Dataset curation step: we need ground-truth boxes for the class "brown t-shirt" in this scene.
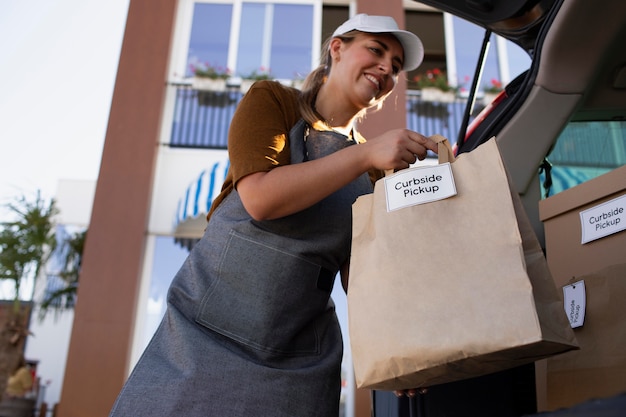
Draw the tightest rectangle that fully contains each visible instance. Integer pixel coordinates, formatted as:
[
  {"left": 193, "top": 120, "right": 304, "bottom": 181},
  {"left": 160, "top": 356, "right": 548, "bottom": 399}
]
[
  {"left": 206, "top": 80, "right": 301, "bottom": 220},
  {"left": 206, "top": 80, "right": 382, "bottom": 220}
]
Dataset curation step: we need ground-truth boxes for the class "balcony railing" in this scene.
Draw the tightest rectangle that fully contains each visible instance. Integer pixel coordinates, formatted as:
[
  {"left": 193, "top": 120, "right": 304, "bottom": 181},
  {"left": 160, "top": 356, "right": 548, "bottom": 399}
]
[
  {"left": 169, "top": 83, "right": 240, "bottom": 148},
  {"left": 168, "top": 82, "right": 479, "bottom": 150}
]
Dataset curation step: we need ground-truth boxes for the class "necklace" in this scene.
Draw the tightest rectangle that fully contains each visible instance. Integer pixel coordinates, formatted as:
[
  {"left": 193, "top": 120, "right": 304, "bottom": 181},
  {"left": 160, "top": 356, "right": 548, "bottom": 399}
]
[{"left": 312, "top": 97, "right": 353, "bottom": 137}]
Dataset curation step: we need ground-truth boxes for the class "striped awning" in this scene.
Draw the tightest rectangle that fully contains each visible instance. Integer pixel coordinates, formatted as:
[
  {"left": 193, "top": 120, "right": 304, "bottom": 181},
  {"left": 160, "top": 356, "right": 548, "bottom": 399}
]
[{"left": 174, "top": 158, "right": 230, "bottom": 238}]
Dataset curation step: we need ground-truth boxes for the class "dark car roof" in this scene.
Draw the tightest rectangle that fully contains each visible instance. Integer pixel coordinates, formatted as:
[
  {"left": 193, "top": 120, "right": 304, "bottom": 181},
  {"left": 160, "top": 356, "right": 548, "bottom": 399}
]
[
  {"left": 412, "top": 0, "right": 559, "bottom": 51},
  {"left": 413, "top": 0, "right": 626, "bottom": 182}
]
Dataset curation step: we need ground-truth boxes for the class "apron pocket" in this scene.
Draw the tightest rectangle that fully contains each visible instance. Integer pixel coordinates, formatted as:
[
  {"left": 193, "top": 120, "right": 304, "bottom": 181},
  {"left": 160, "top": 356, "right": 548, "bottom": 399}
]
[{"left": 195, "top": 230, "right": 334, "bottom": 356}]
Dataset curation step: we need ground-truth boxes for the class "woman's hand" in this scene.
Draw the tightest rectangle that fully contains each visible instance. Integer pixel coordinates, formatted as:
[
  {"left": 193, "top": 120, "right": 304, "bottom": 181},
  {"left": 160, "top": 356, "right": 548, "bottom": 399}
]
[
  {"left": 363, "top": 129, "right": 439, "bottom": 171},
  {"left": 236, "top": 129, "right": 438, "bottom": 221}
]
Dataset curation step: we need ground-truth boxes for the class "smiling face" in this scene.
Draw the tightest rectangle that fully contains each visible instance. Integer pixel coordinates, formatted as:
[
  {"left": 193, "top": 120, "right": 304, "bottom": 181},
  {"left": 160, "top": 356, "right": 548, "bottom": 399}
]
[{"left": 326, "top": 32, "right": 405, "bottom": 110}]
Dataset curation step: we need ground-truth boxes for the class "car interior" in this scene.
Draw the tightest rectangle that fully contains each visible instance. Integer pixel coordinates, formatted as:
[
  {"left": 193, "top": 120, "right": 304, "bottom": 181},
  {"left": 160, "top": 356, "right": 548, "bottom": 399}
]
[{"left": 372, "top": 0, "right": 626, "bottom": 415}]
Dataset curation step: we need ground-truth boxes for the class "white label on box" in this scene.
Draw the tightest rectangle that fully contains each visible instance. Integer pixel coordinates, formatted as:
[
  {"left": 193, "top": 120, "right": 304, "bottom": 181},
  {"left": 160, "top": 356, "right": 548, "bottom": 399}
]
[
  {"left": 563, "top": 280, "right": 586, "bottom": 328},
  {"left": 383, "top": 163, "right": 456, "bottom": 212},
  {"left": 579, "top": 194, "right": 626, "bottom": 244}
]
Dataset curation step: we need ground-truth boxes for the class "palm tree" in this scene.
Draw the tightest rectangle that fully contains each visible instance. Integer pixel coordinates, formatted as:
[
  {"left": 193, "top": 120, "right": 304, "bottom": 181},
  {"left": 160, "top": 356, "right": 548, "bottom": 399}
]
[
  {"left": 37, "top": 229, "right": 85, "bottom": 320},
  {"left": 0, "top": 191, "right": 81, "bottom": 400}
]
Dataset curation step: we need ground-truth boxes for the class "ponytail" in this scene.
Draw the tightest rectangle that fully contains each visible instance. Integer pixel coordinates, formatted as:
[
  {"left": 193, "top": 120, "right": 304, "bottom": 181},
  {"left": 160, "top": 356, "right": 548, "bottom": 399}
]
[{"left": 298, "top": 37, "right": 335, "bottom": 129}]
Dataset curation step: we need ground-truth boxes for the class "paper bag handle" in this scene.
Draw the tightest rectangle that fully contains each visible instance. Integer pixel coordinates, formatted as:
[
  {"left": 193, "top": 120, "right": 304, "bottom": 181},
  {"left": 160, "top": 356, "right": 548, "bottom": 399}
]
[
  {"left": 431, "top": 134, "right": 456, "bottom": 164},
  {"left": 384, "top": 135, "right": 456, "bottom": 177}
]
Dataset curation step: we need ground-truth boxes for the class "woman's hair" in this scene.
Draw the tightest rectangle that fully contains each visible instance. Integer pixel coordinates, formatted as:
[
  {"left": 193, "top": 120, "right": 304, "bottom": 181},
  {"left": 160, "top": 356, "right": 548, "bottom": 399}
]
[{"left": 297, "top": 31, "right": 393, "bottom": 129}]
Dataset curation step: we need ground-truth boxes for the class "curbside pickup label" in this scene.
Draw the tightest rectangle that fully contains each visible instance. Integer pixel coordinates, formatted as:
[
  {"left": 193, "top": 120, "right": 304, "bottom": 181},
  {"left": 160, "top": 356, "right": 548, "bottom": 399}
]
[
  {"left": 579, "top": 194, "right": 626, "bottom": 244},
  {"left": 383, "top": 163, "right": 456, "bottom": 212}
]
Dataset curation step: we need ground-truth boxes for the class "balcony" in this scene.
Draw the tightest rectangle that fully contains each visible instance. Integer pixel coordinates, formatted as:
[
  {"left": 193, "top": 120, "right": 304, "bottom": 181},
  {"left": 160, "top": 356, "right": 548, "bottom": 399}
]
[{"left": 168, "top": 82, "right": 481, "bottom": 150}]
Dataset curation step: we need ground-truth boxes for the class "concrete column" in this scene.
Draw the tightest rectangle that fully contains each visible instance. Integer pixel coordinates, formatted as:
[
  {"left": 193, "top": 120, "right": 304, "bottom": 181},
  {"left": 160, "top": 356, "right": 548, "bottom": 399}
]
[{"left": 57, "top": 1, "right": 178, "bottom": 416}]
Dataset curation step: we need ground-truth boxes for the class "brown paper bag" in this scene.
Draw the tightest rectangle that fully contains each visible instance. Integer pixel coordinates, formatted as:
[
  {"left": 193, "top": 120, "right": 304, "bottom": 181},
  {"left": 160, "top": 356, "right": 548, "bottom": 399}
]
[
  {"left": 545, "top": 263, "right": 626, "bottom": 410},
  {"left": 348, "top": 137, "right": 578, "bottom": 390}
]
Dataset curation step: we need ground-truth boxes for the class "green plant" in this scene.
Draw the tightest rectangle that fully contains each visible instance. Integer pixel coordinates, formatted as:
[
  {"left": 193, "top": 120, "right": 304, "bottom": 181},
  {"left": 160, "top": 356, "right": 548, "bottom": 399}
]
[
  {"left": 412, "top": 68, "right": 455, "bottom": 92},
  {"left": 0, "top": 192, "right": 65, "bottom": 400},
  {"left": 190, "top": 62, "right": 230, "bottom": 80},
  {"left": 243, "top": 66, "right": 272, "bottom": 81}
]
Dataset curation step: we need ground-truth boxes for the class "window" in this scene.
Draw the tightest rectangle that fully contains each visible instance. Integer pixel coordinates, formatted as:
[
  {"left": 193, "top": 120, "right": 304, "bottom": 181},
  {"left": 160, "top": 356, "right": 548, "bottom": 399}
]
[
  {"left": 237, "top": 3, "right": 313, "bottom": 79},
  {"left": 186, "top": 1, "right": 314, "bottom": 80},
  {"left": 541, "top": 121, "right": 626, "bottom": 196},
  {"left": 186, "top": 3, "right": 233, "bottom": 77},
  {"left": 137, "top": 236, "right": 189, "bottom": 351},
  {"left": 449, "top": 15, "right": 530, "bottom": 91}
]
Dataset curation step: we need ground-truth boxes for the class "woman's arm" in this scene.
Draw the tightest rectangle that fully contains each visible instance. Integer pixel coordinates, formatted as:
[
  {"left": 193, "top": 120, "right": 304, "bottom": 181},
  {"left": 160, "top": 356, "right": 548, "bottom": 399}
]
[{"left": 238, "top": 128, "right": 437, "bottom": 220}]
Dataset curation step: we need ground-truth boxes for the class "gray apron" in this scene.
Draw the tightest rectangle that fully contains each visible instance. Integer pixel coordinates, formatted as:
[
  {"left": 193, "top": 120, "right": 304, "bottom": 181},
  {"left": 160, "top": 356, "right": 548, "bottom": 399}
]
[{"left": 109, "top": 120, "right": 373, "bottom": 417}]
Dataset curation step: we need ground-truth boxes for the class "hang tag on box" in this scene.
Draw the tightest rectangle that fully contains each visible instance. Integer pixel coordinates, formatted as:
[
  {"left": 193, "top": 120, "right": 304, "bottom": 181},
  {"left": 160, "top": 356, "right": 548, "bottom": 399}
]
[
  {"left": 383, "top": 163, "right": 457, "bottom": 212},
  {"left": 563, "top": 280, "right": 586, "bottom": 328}
]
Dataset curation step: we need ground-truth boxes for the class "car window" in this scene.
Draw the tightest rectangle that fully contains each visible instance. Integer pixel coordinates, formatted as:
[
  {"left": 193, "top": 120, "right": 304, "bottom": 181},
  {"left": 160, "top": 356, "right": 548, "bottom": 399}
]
[
  {"left": 450, "top": 16, "right": 530, "bottom": 92},
  {"left": 540, "top": 120, "right": 626, "bottom": 197}
]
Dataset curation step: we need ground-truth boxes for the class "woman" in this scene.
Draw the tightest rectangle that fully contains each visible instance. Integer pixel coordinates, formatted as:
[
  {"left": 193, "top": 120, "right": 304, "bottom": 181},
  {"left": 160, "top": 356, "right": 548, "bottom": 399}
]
[{"left": 110, "top": 14, "right": 437, "bottom": 416}]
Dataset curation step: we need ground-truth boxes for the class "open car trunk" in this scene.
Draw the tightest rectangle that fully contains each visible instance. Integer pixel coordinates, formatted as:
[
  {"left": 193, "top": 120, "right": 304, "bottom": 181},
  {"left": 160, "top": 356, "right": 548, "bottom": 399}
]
[{"left": 414, "top": 0, "right": 561, "bottom": 153}]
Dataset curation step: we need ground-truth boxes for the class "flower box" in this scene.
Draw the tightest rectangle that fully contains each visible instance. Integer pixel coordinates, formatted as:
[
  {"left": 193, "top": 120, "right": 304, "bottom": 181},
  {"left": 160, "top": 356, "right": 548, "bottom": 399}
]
[
  {"left": 482, "top": 92, "right": 501, "bottom": 104},
  {"left": 291, "top": 79, "right": 305, "bottom": 90},
  {"left": 420, "top": 87, "right": 456, "bottom": 103},
  {"left": 192, "top": 77, "right": 227, "bottom": 92},
  {"left": 240, "top": 79, "right": 256, "bottom": 94}
]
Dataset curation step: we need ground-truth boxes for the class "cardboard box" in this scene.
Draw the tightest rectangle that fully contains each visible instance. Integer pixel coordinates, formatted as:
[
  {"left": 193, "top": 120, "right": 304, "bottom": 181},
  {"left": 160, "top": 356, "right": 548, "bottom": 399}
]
[
  {"left": 538, "top": 164, "right": 626, "bottom": 287},
  {"left": 543, "top": 263, "right": 626, "bottom": 411},
  {"left": 536, "top": 165, "right": 626, "bottom": 411}
]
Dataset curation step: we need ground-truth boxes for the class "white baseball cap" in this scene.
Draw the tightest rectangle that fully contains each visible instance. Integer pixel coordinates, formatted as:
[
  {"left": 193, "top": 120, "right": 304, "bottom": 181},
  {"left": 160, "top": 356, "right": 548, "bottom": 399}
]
[{"left": 332, "top": 14, "right": 424, "bottom": 71}]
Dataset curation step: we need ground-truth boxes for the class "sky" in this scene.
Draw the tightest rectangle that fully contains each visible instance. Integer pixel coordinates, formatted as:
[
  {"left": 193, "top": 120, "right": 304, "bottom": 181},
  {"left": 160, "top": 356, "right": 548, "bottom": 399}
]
[
  {"left": 0, "top": 0, "right": 130, "bottom": 218},
  {"left": 0, "top": 0, "right": 131, "bottom": 403}
]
